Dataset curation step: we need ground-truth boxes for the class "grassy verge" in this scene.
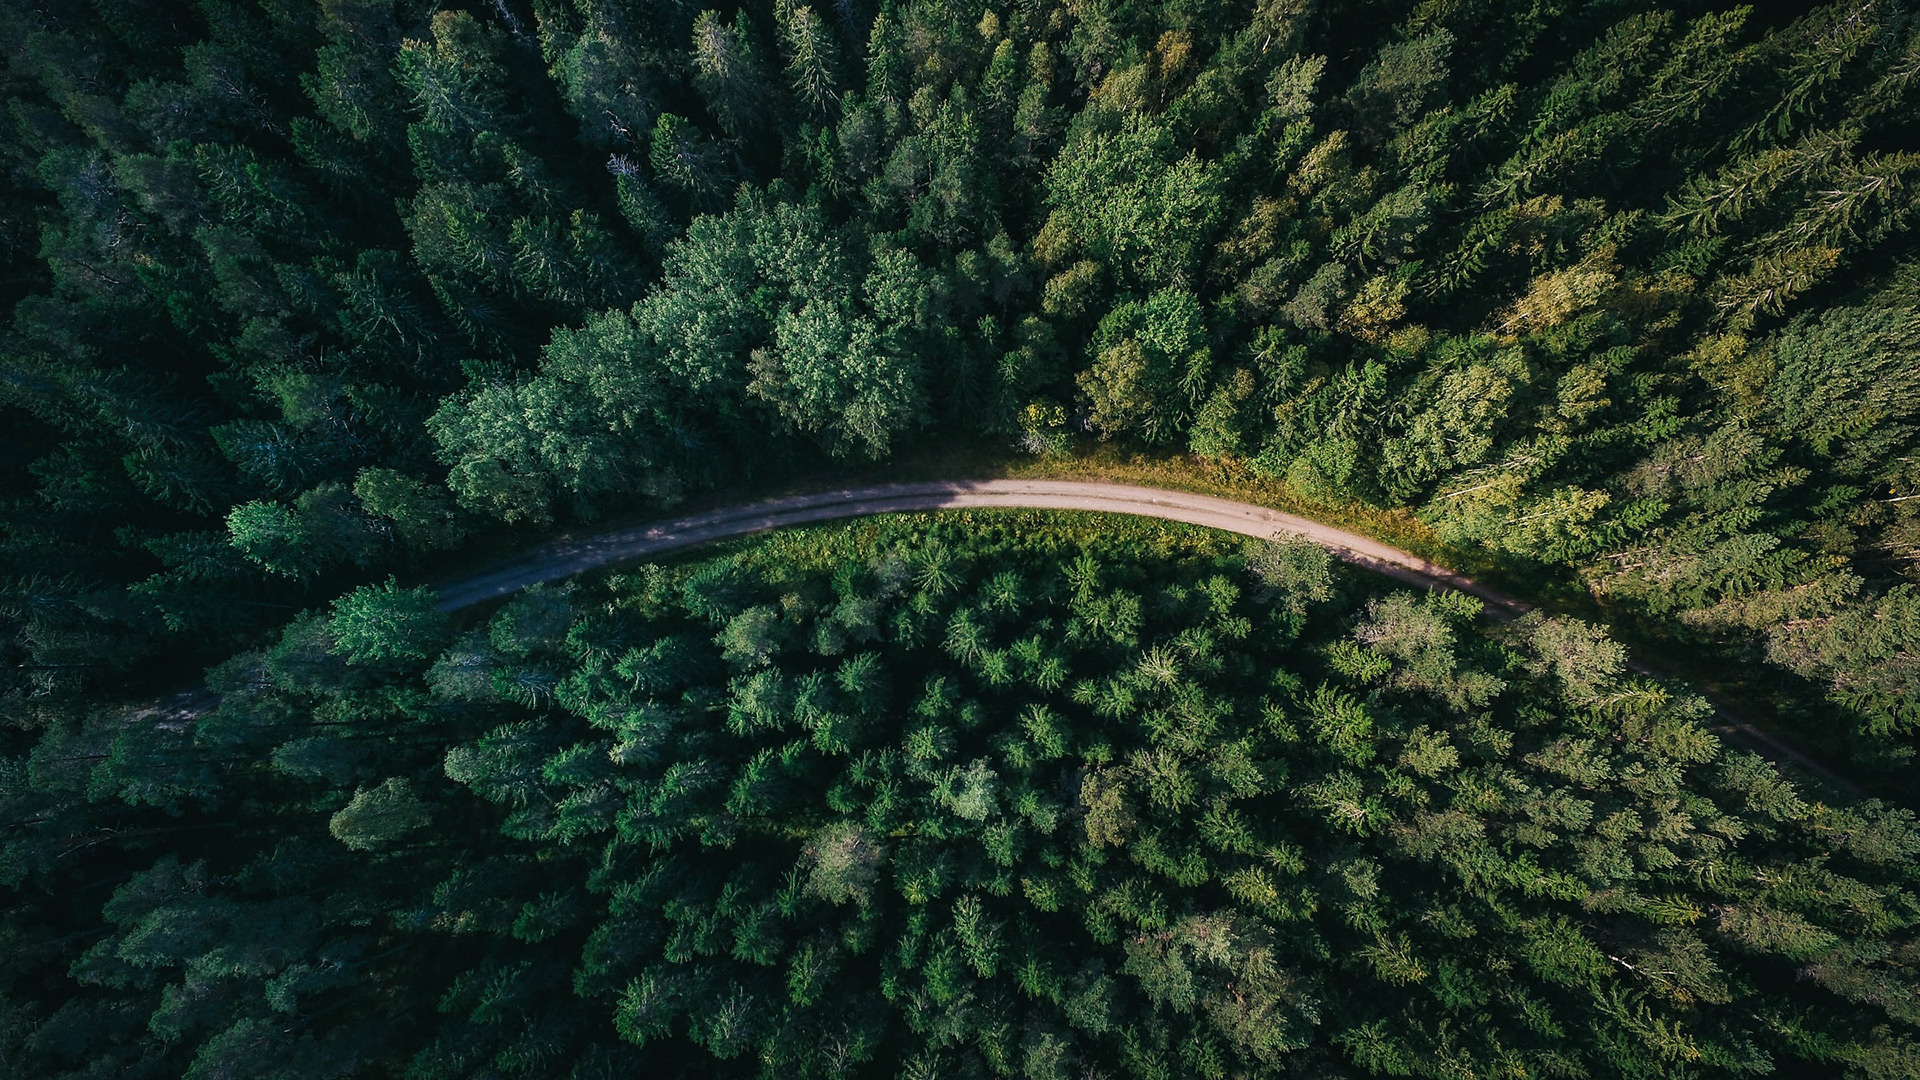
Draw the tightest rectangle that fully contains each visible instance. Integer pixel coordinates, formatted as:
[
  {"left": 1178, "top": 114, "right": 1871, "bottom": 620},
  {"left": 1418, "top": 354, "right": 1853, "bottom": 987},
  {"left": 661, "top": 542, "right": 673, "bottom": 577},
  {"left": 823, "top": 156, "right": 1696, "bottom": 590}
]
[{"left": 632, "top": 506, "right": 1251, "bottom": 576}]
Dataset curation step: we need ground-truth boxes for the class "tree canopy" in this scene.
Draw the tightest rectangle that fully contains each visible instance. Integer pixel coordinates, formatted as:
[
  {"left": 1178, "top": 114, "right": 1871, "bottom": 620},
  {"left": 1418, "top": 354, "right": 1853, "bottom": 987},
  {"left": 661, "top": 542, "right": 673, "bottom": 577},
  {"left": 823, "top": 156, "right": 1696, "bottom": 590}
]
[
  {"left": 3, "top": 513, "right": 1916, "bottom": 1078},
  {"left": 5, "top": 0, "right": 1919, "bottom": 769},
  {"left": 6, "top": 1, "right": 1920, "bottom": 1074}
]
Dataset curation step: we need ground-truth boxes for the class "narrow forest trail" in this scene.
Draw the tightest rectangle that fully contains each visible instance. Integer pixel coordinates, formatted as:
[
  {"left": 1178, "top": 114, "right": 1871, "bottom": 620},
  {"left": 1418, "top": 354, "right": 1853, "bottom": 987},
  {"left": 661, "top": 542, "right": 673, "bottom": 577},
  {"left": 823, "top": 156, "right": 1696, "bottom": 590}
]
[
  {"left": 432, "top": 479, "right": 1846, "bottom": 790},
  {"left": 432, "top": 480, "right": 1522, "bottom": 611}
]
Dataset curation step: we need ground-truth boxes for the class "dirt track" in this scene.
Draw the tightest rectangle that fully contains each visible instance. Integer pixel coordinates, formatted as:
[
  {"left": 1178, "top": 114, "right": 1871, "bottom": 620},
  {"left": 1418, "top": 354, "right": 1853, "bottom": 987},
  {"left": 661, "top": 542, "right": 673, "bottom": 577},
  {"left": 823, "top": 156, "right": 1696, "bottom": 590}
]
[
  {"left": 433, "top": 479, "right": 1527, "bottom": 613},
  {"left": 430, "top": 479, "right": 1843, "bottom": 788}
]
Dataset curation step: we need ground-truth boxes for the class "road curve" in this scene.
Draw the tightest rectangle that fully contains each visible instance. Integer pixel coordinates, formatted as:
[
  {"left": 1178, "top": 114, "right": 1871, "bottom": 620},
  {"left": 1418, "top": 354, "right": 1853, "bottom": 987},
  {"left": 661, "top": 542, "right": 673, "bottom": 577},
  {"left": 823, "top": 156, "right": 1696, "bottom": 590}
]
[
  {"left": 434, "top": 479, "right": 1529, "bottom": 614},
  {"left": 430, "top": 478, "right": 1843, "bottom": 789}
]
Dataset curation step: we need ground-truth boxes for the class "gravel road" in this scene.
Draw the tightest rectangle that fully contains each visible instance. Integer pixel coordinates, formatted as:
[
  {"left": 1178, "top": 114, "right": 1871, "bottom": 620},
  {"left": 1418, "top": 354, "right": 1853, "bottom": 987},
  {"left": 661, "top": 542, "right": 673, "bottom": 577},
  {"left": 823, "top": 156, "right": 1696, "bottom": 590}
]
[
  {"left": 432, "top": 479, "right": 1528, "bottom": 613},
  {"left": 428, "top": 478, "right": 1845, "bottom": 789}
]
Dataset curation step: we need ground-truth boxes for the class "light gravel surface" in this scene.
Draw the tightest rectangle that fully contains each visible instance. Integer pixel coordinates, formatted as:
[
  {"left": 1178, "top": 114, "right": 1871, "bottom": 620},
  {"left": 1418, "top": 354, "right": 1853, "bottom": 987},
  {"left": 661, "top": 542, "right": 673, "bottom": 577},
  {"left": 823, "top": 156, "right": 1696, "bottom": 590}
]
[
  {"left": 432, "top": 480, "right": 1527, "bottom": 613},
  {"left": 429, "top": 479, "right": 1842, "bottom": 789}
]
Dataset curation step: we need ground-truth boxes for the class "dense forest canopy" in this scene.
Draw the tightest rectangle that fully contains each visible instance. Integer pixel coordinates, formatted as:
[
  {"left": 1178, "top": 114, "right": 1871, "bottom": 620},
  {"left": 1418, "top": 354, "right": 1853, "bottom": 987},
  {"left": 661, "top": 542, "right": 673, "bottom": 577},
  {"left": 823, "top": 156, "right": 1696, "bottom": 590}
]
[
  {"left": 2, "top": 0, "right": 1920, "bottom": 766},
  {"left": 4, "top": 513, "right": 1918, "bottom": 1078},
  {"left": 6, "top": 0, "right": 1920, "bottom": 1076}
]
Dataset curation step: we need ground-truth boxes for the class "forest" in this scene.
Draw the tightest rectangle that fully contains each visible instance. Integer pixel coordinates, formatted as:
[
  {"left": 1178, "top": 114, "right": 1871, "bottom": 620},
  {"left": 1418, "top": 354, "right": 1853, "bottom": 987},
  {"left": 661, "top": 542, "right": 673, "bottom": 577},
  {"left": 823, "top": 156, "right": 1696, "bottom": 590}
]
[
  {"left": 3, "top": 0, "right": 1920, "bottom": 1076},
  {"left": 3, "top": 512, "right": 1917, "bottom": 1077}
]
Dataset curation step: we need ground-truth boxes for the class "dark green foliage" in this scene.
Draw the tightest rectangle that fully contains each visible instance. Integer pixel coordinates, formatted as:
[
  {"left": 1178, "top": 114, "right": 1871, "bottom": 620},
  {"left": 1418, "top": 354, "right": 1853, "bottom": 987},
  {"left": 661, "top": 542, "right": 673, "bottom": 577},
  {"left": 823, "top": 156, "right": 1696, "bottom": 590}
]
[
  {"left": 4, "top": 0, "right": 1920, "bottom": 769},
  {"left": 5, "top": 0, "right": 1920, "bottom": 1070},
  {"left": 8, "top": 514, "right": 1913, "bottom": 1078},
  {"left": 328, "top": 578, "right": 451, "bottom": 665}
]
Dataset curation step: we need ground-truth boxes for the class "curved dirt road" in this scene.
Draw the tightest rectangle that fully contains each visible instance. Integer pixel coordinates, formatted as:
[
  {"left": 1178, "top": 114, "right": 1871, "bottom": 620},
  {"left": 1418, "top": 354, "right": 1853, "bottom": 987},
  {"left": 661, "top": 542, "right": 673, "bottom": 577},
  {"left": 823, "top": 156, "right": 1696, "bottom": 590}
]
[
  {"left": 431, "top": 478, "right": 1841, "bottom": 788},
  {"left": 434, "top": 479, "right": 1527, "bottom": 613}
]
